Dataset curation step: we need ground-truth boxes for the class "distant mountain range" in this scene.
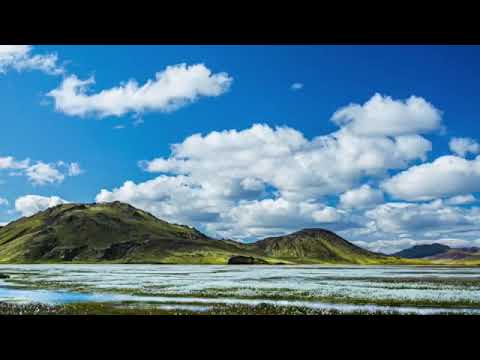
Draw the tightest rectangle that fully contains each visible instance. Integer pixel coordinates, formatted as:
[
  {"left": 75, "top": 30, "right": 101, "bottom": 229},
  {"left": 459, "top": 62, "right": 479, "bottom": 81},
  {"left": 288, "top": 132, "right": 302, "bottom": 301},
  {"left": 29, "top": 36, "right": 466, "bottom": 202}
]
[
  {"left": 0, "top": 201, "right": 398, "bottom": 265},
  {"left": 392, "top": 243, "right": 480, "bottom": 261}
]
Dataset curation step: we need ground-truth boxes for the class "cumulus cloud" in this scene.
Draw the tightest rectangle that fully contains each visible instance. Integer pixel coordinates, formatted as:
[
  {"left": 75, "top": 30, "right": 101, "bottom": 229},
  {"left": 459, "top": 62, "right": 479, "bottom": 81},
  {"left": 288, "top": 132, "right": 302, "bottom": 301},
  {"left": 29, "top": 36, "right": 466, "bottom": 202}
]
[
  {"left": 0, "top": 45, "right": 63, "bottom": 75},
  {"left": 382, "top": 155, "right": 480, "bottom": 201},
  {"left": 339, "top": 185, "right": 384, "bottom": 209},
  {"left": 48, "top": 63, "right": 233, "bottom": 118},
  {"left": 213, "top": 198, "right": 349, "bottom": 240},
  {"left": 68, "top": 162, "right": 83, "bottom": 176},
  {"left": 94, "top": 93, "right": 480, "bottom": 248},
  {"left": 445, "top": 194, "right": 476, "bottom": 205},
  {"left": 365, "top": 200, "right": 480, "bottom": 234},
  {"left": 141, "top": 124, "right": 432, "bottom": 203},
  {"left": 96, "top": 175, "right": 225, "bottom": 224},
  {"left": 331, "top": 93, "right": 442, "bottom": 136},
  {"left": 337, "top": 198, "right": 480, "bottom": 253},
  {"left": 98, "top": 93, "right": 442, "bottom": 240},
  {"left": 25, "top": 162, "right": 65, "bottom": 185},
  {"left": 0, "top": 156, "right": 30, "bottom": 170},
  {"left": 449, "top": 137, "right": 480, "bottom": 157},
  {"left": 96, "top": 179, "right": 351, "bottom": 240},
  {"left": 0, "top": 156, "right": 83, "bottom": 186},
  {"left": 57, "top": 161, "right": 84, "bottom": 177},
  {"left": 15, "top": 195, "right": 68, "bottom": 217}
]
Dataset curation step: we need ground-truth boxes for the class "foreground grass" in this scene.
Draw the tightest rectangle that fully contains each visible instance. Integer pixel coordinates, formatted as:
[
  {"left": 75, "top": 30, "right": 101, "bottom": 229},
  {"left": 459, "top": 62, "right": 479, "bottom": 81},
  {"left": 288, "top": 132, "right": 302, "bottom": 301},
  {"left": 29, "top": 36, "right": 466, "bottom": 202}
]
[{"left": 0, "top": 301, "right": 462, "bottom": 315}]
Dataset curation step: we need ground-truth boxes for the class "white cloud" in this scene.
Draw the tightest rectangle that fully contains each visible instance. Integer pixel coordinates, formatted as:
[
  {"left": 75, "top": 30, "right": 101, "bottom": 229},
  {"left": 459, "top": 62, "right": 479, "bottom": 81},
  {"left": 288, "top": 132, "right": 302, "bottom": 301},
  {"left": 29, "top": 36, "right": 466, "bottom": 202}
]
[
  {"left": 67, "top": 162, "right": 83, "bottom": 177},
  {"left": 25, "top": 162, "right": 65, "bottom": 185},
  {"left": 0, "top": 45, "right": 63, "bottom": 75},
  {"left": 141, "top": 122, "right": 432, "bottom": 203},
  {"left": 0, "top": 198, "right": 8, "bottom": 206},
  {"left": 449, "top": 137, "right": 480, "bottom": 157},
  {"left": 365, "top": 200, "right": 480, "bottom": 234},
  {"left": 1, "top": 156, "right": 83, "bottom": 186},
  {"left": 331, "top": 93, "right": 442, "bottom": 136},
  {"left": 96, "top": 93, "right": 446, "bottom": 240},
  {"left": 96, "top": 175, "right": 222, "bottom": 224},
  {"left": 48, "top": 63, "right": 233, "bottom": 118},
  {"left": 93, "top": 93, "right": 480, "bottom": 249},
  {"left": 95, "top": 176, "right": 351, "bottom": 240},
  {"left": 99, "top": 102, "right": 436, "bottom": 239},
  {"left": 382, "top": 155, "right": 480, "bottom": 201},
  {"left": 213, "top": 198, "right": 348, "bottom": 240},
  {"left": 0, "top": 156, "right": 30, "bottom": 170},
  {"left": 15, "top": 195, "right": 69, "bottom": 217},
  {"left": 337, "top": 198, "right": 480, "bottom": 253},
  {"left": 290, "top": 82, "right": 304, "bottom": 91},
  {"left": 339, "top": 185, "right": 384, "bottom": 209},
  {"left": 445, "top": 194, "right": 476, "bottom": 205}
]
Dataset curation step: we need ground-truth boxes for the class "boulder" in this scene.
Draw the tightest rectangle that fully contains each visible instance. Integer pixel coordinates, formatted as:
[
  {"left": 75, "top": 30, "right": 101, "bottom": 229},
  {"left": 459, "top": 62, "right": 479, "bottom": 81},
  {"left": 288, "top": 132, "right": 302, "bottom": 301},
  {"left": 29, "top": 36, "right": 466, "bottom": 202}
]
[{"left": 228, "top": 256, "right": 268, "bottom": 265}]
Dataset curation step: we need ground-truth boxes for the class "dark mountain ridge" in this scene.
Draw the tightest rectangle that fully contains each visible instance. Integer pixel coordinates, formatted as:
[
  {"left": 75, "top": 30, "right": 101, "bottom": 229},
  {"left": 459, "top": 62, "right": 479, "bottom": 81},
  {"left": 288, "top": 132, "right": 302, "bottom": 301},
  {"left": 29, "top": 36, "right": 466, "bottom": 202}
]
[
  {"left": 393, "top": 243, "right": 451, "bottom": 259},
  {"left": 393, "top": 243, "right": 480, "bottom": 261}
]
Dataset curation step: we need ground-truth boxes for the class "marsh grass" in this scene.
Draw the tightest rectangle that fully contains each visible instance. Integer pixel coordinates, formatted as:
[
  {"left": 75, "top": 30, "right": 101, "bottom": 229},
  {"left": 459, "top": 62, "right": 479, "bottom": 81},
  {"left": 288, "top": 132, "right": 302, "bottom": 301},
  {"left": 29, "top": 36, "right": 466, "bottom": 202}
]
[{"left": 2, "top": 301, "right": 477, "bottom": 315}]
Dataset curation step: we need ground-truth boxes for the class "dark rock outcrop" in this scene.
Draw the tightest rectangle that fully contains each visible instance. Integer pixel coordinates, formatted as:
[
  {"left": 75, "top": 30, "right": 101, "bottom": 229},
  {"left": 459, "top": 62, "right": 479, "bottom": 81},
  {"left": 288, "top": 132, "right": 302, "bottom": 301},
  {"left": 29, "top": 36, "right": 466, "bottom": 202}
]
[{"left": 228, "top": 255, "right": 268, "bottom": 264}]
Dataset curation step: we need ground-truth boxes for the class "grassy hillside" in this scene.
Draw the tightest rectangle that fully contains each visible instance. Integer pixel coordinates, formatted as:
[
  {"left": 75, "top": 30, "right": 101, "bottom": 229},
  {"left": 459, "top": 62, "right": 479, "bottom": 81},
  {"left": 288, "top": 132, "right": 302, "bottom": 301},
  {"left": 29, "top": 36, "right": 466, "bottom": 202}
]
[
  {"left": 0, "top": 202, "right": 256, "bottom": 264},
  {"left": 254, "top": 229, "right": 403, "bottom": 265}
]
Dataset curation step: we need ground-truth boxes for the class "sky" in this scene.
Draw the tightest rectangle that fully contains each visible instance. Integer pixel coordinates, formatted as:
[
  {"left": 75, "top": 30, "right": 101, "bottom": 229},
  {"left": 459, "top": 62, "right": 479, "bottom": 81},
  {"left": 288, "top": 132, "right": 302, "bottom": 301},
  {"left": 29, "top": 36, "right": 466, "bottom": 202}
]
[{"left": 1, "top": 44, "right": 480, "bottom": 254}]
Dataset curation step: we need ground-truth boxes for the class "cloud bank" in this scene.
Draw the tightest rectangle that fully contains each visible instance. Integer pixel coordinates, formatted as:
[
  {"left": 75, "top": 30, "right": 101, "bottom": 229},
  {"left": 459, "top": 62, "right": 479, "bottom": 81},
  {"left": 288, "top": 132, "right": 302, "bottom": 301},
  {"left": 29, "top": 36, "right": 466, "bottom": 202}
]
[
  {"left": 48, "top": 63, "right": 233, "bottom": 118},
  {"left": 94, "top": 93, "right": 477, "bottom": 252},
  {"left": 0, "top": 45, "right": 64, "bottom": 75},
  {"left": 0, "top": 156, "right": 83, "bottom": 185}
]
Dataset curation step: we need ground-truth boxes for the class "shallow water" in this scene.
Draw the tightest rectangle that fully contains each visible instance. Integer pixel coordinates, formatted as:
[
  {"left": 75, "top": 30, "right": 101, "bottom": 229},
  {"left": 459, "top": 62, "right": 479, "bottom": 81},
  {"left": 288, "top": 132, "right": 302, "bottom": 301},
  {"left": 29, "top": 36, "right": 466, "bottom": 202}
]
[{"left": 1, "top": 264, "right": 480, "bottom": 314}]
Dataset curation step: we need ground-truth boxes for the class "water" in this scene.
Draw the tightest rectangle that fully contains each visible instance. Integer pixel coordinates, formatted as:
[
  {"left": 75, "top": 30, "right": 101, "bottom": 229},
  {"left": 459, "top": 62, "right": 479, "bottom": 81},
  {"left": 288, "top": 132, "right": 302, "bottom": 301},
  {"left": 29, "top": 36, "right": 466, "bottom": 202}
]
[{"left": 1, "top": 264, "right": 480, "bottom": 314}]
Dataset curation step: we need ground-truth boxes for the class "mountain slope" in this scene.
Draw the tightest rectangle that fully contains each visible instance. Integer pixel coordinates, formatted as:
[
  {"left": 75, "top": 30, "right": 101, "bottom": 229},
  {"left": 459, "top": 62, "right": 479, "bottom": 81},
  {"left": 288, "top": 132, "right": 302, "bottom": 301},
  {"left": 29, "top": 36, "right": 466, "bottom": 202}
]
[
  {"left": 0, "top": 202, "right": 396, "bottom": 264},
  {"left": 393, "top": 243, "right": 480, "bottom": 262},
  {"left": 0, "top": 202, "right": 254, "bottom": 263},
  {"left": 429, "top": 248, "right": 480, "bottom": 261},
  {"left": 393, "top": 243, "right": 450, "bottom": 259},
  {"left": 254, "top": 228, "right": 393, "bottom": 264}
]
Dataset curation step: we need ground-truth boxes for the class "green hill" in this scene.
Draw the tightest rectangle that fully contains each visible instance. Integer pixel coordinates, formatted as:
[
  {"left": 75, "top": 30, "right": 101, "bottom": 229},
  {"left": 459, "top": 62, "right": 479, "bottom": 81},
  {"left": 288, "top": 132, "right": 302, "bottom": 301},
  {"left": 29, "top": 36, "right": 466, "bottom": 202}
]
[
  {"left": 0, "top": 201, "right": 401, "bottom": 264},
  {"left": 255, "top": 228, "right": 396, "bottom": 264},
  {"left": 0, "top": 202, "right": 253, "bottom": 264}
]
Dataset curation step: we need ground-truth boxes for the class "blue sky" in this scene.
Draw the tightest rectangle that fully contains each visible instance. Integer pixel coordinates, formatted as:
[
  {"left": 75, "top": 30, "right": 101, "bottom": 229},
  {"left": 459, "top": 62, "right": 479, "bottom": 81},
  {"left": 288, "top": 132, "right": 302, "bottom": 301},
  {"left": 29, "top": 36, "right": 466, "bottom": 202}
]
[{"left": 1, "top": 45, "right": 480, "bottom": 253}]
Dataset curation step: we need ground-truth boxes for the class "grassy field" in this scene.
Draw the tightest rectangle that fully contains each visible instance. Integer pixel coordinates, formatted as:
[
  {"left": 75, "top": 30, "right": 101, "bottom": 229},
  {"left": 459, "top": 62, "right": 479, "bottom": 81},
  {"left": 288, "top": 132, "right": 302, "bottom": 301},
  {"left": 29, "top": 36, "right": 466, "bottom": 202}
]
[{"left": 2, "top": 301, "right": 474, "bottom": 315}]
